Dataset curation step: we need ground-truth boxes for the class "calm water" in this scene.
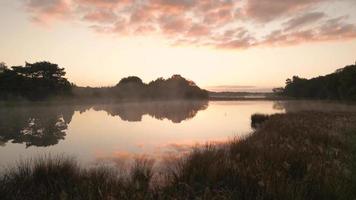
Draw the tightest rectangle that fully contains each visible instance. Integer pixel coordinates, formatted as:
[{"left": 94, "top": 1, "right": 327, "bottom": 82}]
[{"left": 1, "top": 100, "right": 356, "bottom": 169}]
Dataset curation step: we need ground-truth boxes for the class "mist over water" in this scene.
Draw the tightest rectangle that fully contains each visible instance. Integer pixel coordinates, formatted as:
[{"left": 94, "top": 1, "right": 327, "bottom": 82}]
[{"left": 1, "top": 100, "right": 355, "bottom": 169}]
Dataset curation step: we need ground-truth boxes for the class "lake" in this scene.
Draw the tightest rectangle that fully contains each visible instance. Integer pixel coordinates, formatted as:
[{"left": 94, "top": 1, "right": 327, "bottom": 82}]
[{"left": 1, "top": 100, "right": 356, "bottom": 169}]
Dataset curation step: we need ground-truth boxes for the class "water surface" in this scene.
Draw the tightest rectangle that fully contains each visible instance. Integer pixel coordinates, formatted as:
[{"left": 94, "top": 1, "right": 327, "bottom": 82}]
[{"left": 1, "top": 100, "right": 355, "bottom": 169}]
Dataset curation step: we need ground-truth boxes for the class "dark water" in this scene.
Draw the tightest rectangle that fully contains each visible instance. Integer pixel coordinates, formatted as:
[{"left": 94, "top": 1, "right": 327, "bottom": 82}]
[{"left": 1, "top": 100, "right": 356, "bottom": 169}]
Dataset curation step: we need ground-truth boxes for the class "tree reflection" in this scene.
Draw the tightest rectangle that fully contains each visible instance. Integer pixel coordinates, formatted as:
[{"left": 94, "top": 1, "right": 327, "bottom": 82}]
[
  {"left": 0, "top": 101, "right": 209, "bottom": 147},
  {"left": 0, "top": 105, "right": 76, "bottom": 147},
  {"left": 273, "top": 101, "right": 356, "bottom": 113},
  {"left": 93, "top": 100, "right": 209, "bottom": 123}
]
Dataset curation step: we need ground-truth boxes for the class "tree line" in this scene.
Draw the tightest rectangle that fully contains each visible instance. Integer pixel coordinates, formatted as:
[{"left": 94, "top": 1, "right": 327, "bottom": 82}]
[
  {"left": 74, "top": 74, "right": 209, "bottom": 100},
  {"left": 0, "top": 61, "right": 72, "bottom": 100},
  {"left": 0, "top": 61, "right": 208, "bottom": 101},
  {"left": 275, "top": 63, "right": 356, "bottom": 100}
]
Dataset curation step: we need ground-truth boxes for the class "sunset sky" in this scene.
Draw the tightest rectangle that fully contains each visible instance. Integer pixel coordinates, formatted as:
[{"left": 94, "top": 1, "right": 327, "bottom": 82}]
[{"left": 1, "top": 0, "right": 356, "bottom": 91}]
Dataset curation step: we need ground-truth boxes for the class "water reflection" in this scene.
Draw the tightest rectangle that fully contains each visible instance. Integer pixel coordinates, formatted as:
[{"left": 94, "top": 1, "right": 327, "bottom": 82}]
[
  {"left": 2, "top": 100, "right": 356, "bottom": 170},
  {"left": 273, "top": 100, "right": 356, "bottom": 112},
  {"left": 93, "top": 101, "right": 208, "bottom": 123},
  {"left": 0, "top": 105, "right": 75, "bottom": 147},
  {"left": 0, "top": 101, "right": 208, "bottom": 147}
]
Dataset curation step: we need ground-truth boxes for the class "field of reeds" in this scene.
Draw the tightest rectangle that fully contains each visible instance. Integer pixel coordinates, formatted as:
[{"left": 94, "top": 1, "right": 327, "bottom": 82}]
[{"left": 1, "top": 112, "right": 356, "bottom": 200}]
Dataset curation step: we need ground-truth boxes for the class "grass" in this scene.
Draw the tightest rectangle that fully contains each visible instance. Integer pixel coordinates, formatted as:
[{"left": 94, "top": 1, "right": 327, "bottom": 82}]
[
  {"left": 1, "top": 112, "right": 356, "bottom": 200},
  {"left": 163, "top": 112, "right": 356, "bottom": 199},
  {"left": 0, "top": 155, "right": 155, "bottom": 200},
  {"left": 251, "top": 113, "right": 270, "bottom": 129}
]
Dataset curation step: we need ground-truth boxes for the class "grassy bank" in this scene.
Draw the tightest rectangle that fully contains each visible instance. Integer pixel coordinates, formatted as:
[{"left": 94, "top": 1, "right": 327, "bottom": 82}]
[{"left": 1, "top": 112, "right": 356, "bottom": 200}]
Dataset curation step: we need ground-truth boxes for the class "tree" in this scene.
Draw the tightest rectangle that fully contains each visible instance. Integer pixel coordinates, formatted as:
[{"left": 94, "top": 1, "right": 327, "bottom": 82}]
[
  {"left": 26, "top": 62, "right": 66, "bottom": 79},
  {"left": 0, "top": 61, "right": 72, "bottom": 100},
  {"left": 282, "top": 63, "right": 356, "bottom": 100},
  {"left": 110, "top": 75, "right": 208, "bottom": 100},
  {"left": 117, "top": 76, "right": 143, "bottom": 86},
  {"left": 0, "top": 62, "right": 7, "bottom": 73},
  {"left": 272, "top": 87, "right": 284, "bottom": 95}
]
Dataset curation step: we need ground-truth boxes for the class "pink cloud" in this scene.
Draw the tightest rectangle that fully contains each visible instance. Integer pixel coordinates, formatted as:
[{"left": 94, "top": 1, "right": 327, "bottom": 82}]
[
  {"left": 203, "top": 8, "right": 233, "bottom": 26},
  {"left": 75, "top": 0, "right": 130, "bottom": 8},
  {"left": 261, "top": 16, "right": 356, "bottom": 47},
  {"left": 242, "top": 0, "right": 325, "bottom": 22},
  {"left": 186, "top": 24, "right": 210, "bottom": 37},
  {"left": 283, "top": 12, "right": 326, "bottom": 31},
  {"left": 25, "top": 0, "right": 72, "bottom": 24},
  {"left": 149, "top": 0, "right": 197, "bottom": 13},
  {"left": 134, "top": 24, "right": 157, "bottom": 34},
  {"left": 83, "top": 10, "right": 117, "bottom": 23},
  {"left": 130, "top": 8, "right": 153, "bottom": 24},
  {"left": 22, "top": 0, "right": 356, "bottom": 49},
  {"left": 158, "top": 14, "right": 191, "bottom": 35}
]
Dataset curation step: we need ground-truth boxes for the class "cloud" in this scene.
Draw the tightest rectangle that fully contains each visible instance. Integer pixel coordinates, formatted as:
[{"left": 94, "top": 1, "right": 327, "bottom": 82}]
[
  {"left": 83, "top": 10, "right": 117, "bottom": 23},
  {"left": 283, "top": 12, "right": 326, "bottom": 31},
  {"left": 158, "top": 14, "right": 191, "bottom": 35},
  {"left": 213, "top": 28, "right": 257, "bottom": 49},
  {"left": 242, "top": 0, "right": 325, "bottom": 22},
  {"left": 22, "top": 0, "right": 356, "bottom": 49},
  {"left": 186, "top": 24, "right": 210, "bottom": 37},
  {"left": 262, "top": 16, "right": 356, "bottom": 46},
  {"left": 203, "top": 7, "right": 234, "bottom": 26},
  {"left": 24, "top": 0, "right": 72, "bottom": 24},
  {"left": 75, "top": 0, "right": 129, "bottom": 8},
  {"left": 149, "top": 0, "right": 197, "bottom": 12}
]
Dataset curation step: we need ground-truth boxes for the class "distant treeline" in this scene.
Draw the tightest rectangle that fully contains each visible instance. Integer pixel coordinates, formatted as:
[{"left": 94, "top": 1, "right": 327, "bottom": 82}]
[
  {"left": 0, "top": 61, "right": 208, "bottom": 101},
  {"left": 275, "top": 63, "right": 356, "bottom": 100},
  {"left": 74, "top": 75, "right": 208, "bottom": 100}
]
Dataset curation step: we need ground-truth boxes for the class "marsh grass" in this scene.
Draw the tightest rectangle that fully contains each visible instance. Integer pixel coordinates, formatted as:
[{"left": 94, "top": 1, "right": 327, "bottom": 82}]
[
  {"left": 251, "top": 113, "right": 270, "bottom": 129},
  {"left": 1, "top": 112, "right": 356, "bottom": 200},
  {"left": 0, "top": 155, "right": 155, "bottom": 200},
  {"left": 162, "top": 112, "right": 356, "bottom": 199}
]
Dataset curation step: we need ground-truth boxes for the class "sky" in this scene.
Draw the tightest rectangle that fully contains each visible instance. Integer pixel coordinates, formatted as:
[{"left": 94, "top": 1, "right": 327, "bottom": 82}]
[{"left": 0, "top": 0, "right": 356, "bottom": 91}]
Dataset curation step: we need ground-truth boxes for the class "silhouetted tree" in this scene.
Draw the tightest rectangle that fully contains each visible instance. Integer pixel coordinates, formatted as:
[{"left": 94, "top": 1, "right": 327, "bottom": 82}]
[
  {"left": 0, "top": 61, "right": 72, "bottom": 100},
  {"left": 0, "top": 62, "right": 7, "bottom": 73},
  {"left": 113, "top": 76, "right": 147, "bottom": 99},
  {"left": 117, "top": 76, "right": 144, "bottom": 85},
  {"left": 272, "top": 87, "right": 284, "bottom": 95},
  {"left": 282, "top": 63, "right": 356, "bottom": 100},
  {"left": 147, "top": 75, "right": 208, "bottom": 99},
  {"left": 109, "top": 75, "right": 208, "bottom": 100}
]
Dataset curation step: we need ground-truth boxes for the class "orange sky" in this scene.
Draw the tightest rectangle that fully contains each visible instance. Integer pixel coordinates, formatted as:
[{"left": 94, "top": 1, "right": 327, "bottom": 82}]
[{"left": 0, "top": 0, "right": 356, "bottom": 91}]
